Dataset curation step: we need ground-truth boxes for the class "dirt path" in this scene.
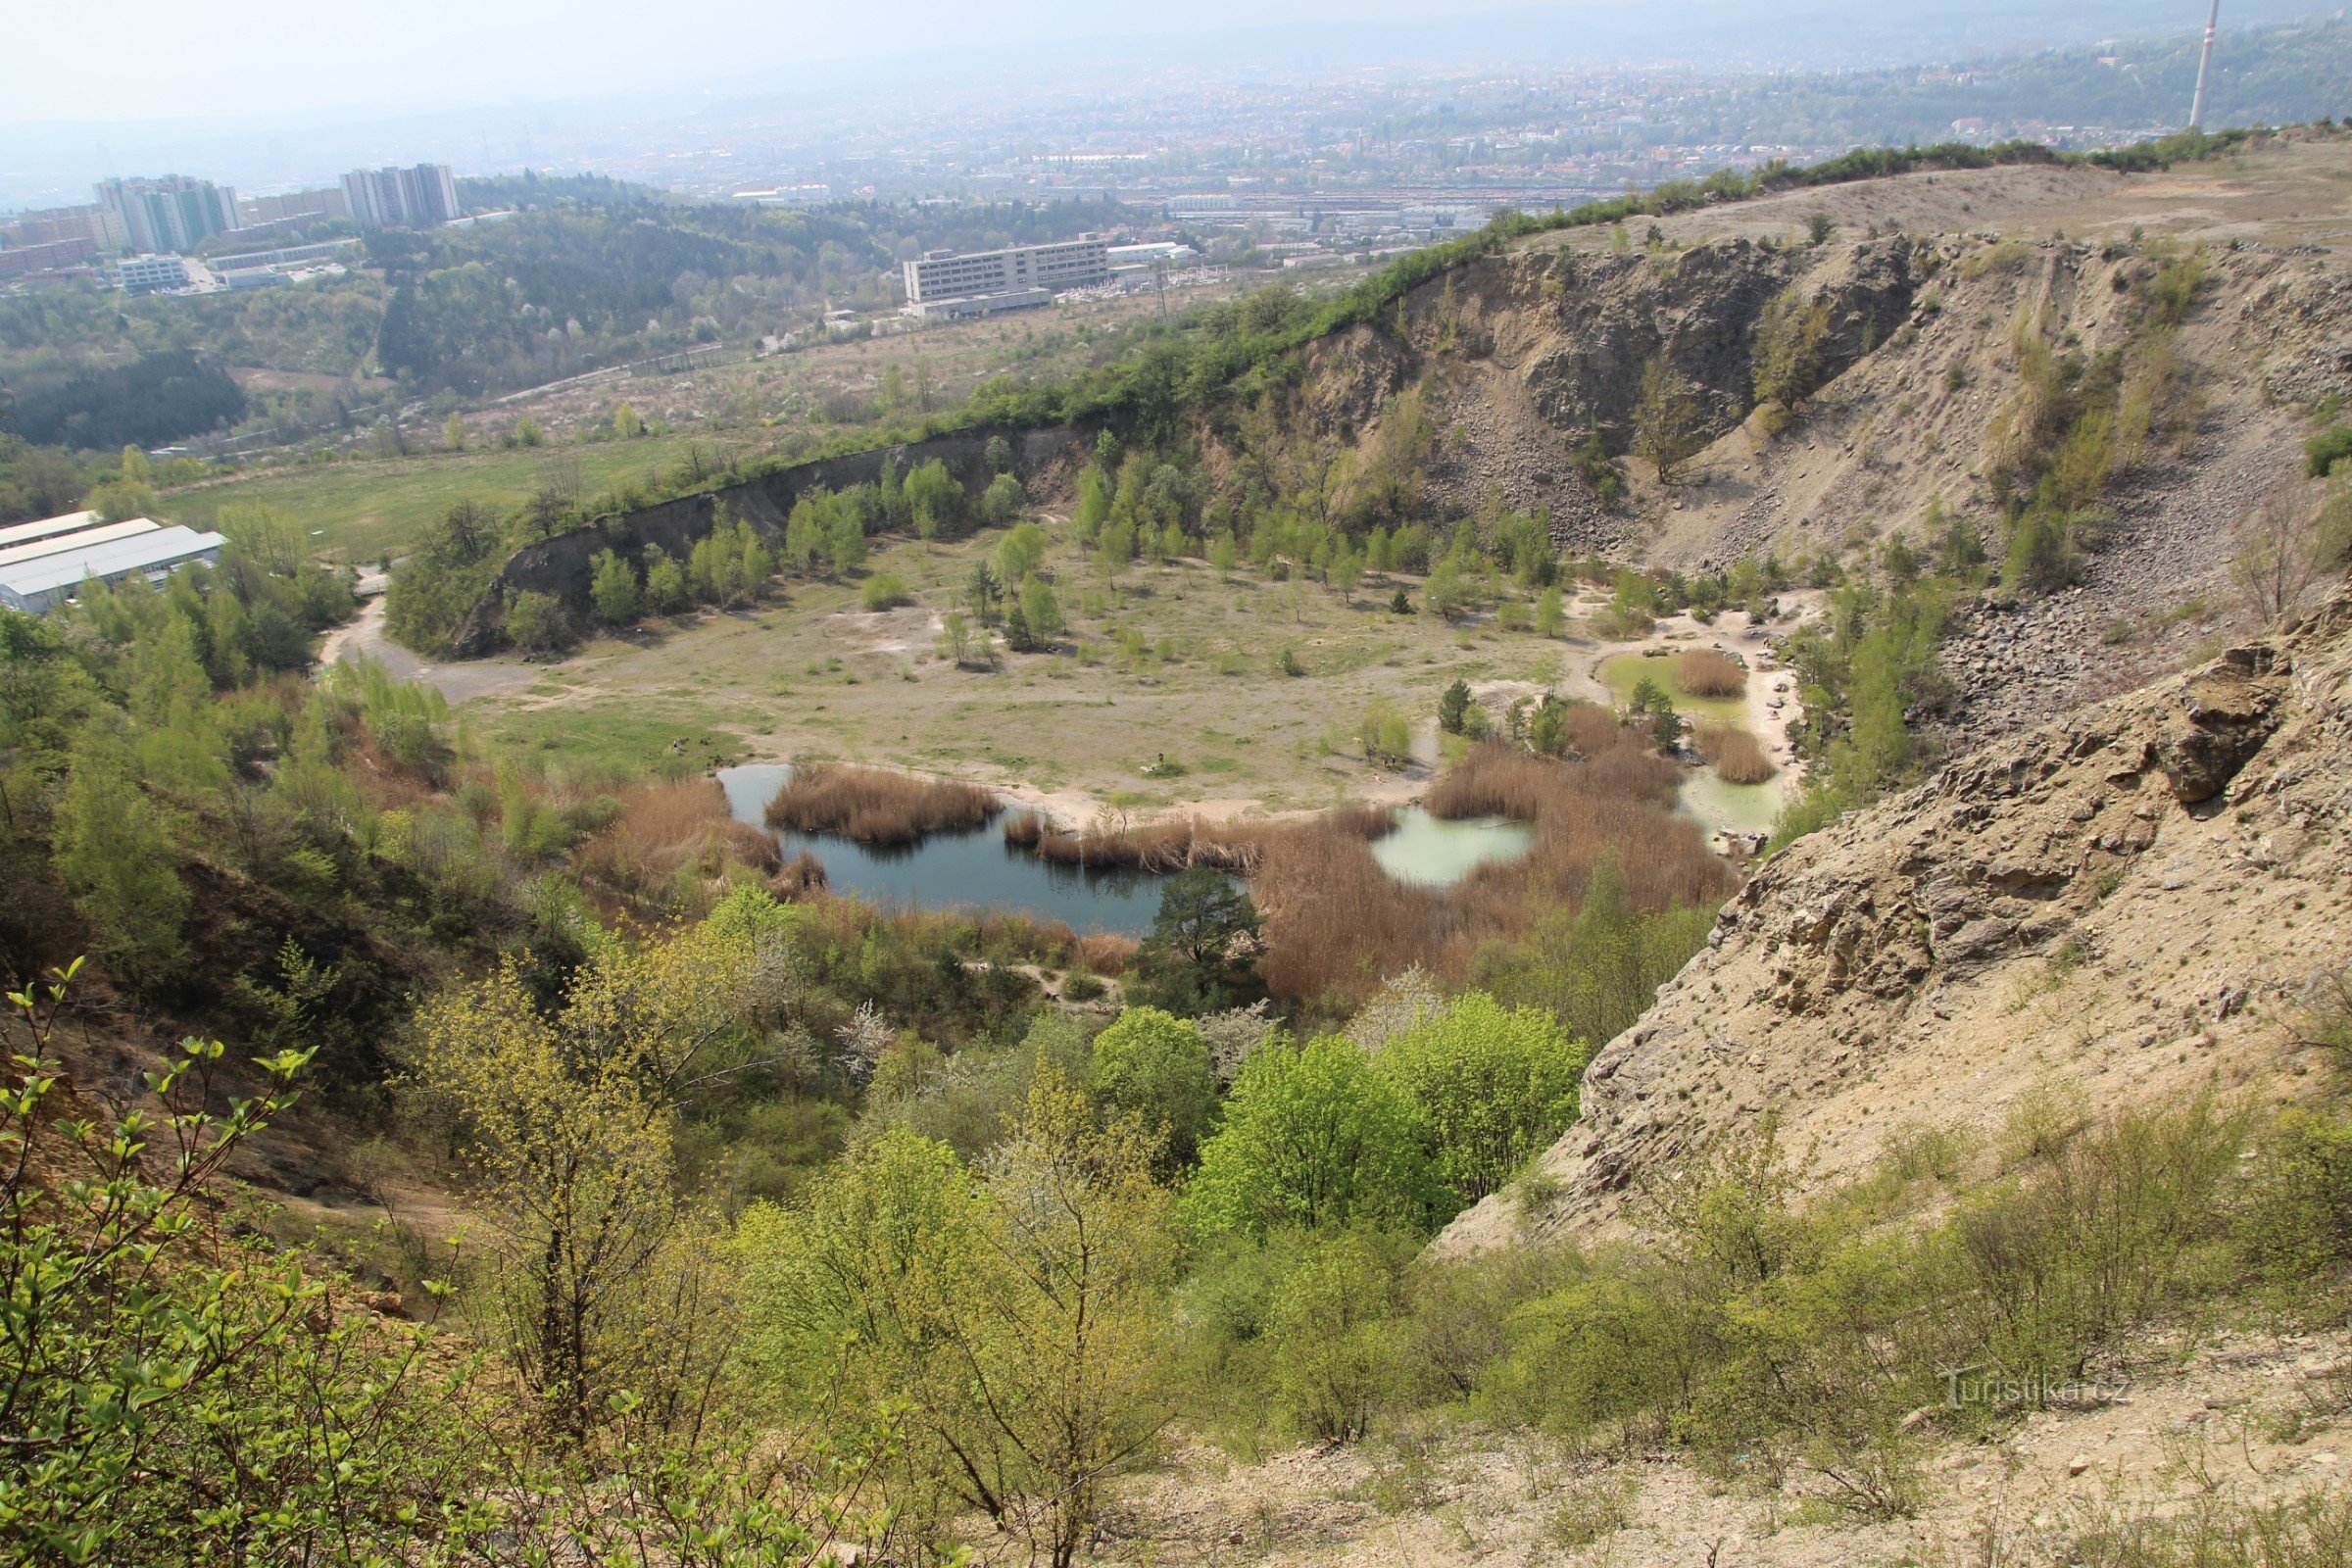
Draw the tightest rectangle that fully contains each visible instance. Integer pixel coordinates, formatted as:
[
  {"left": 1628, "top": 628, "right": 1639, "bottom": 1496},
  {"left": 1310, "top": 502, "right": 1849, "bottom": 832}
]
[{"left": 318, "top": 590, "right": 538, "bottom": 705}]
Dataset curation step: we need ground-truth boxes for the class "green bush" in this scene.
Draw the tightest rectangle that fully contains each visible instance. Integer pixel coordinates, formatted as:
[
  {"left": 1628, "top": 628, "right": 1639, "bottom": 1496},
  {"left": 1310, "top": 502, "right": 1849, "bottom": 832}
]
[
  {"left": 503, "top": 588, "right": 573, "bottom": 652},
  {"left": 1185, "top": 1035, "right": 1442, "bottom": 1238},
  {"left": 1378, "top": 992, "right": 1587, "bottom": 1205},
  {"left": 1091, "top": 1006, "right": 1218, "bottom": 1173},
  {"left": 2306, "top": 423, "right": 2352, "bottom": 478},
  {"left": 1262, "top": 1227, "right": 1419, "bottom": 1443},
  {"left": 859, "top": 571, "right": 913, "bottom": 612}
]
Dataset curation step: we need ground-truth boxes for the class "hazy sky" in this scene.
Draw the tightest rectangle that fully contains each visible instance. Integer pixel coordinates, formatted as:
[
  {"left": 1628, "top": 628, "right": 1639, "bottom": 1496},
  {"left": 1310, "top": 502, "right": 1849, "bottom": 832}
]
[{"left": 7, "top": 0, "right": 1491, "bottom": 125}]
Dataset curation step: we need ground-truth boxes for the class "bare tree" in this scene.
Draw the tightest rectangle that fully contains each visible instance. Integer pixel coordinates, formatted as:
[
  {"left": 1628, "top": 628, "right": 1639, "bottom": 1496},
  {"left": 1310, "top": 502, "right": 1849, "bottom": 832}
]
[
  {"left": 1631, "top": 353, "right": 1704, "bottom": 483},
  {"left": 2231, "top": 487, "right": 2326, "bottom": 624}
]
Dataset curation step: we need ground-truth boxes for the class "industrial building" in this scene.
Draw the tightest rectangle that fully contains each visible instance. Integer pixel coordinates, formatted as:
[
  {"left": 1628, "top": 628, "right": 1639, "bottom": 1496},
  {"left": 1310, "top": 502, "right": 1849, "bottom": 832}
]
[
  {"left": 0, "top": 517, "right": 160, "bottom": 570},
  {"left": 341, "top": 165, "right": 461, "bottom": 230},
  {"left": 116, "top": 253, "right": 192, "bottom": 294},
  {"left": 901, "top": 237, "right": 1108, "bottom": 317},
  {"left": 0, "top": 513, "right": 226, "bottom": 613}
]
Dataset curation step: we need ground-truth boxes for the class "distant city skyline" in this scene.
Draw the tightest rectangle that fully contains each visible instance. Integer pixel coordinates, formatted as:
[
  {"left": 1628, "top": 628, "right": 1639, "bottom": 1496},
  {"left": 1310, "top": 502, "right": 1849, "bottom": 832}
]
[
  {"left": 0, "top": 0, "right": 2335, "bottom": 213},
  {"left": 5, "top": 0, "right": 2320, "bottom": 129}
]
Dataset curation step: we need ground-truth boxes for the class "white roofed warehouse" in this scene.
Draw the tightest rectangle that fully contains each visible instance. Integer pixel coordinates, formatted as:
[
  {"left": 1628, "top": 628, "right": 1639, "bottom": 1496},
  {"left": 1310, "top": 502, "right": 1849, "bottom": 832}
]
[{"left": 0, "top": 514, "right": 226, "bottom": 613}]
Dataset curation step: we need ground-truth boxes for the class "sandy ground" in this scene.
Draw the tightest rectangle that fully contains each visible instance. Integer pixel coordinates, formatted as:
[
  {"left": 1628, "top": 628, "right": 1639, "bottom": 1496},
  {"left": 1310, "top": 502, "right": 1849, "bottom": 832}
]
[{"left": 318, "top": 589, "right": 539, "bottom": 705}]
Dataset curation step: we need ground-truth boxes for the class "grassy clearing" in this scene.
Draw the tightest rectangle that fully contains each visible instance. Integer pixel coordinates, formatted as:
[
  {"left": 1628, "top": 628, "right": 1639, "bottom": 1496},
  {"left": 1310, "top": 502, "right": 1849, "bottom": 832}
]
[
  {"left": 159, "top": 429, "right": 768, "bottom": 564},
  {"left": 465, "top": 517, "right": 1586, "bottom": 822}
]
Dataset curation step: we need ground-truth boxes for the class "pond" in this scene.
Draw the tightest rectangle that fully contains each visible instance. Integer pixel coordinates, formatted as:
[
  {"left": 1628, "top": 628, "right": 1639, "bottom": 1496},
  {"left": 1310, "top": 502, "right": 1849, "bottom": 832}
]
[
  {"left": 718, "top": 764, "right": 1173, "bottom": 935},
  {"left": 1594, "top": 651, "right": 1752, "bottom": 726},
  {"left": 717, "top": 767, "right": 1542, "bottom": 931},
  {"left": 1680, "top": 771, "right": 1787, "bottom": 840},
  {"left": 1370, "top": 807, "right": 1536, "bottom": 888}
]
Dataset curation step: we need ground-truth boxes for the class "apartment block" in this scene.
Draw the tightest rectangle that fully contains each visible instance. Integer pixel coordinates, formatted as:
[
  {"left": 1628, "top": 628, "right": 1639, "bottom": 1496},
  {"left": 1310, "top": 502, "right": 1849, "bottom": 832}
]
[
  {"left": 340, "top": 164, "right": 461, "bottom": 230},
  {"left": 94, "top": 176, "right": 241, "bottom": 254}
]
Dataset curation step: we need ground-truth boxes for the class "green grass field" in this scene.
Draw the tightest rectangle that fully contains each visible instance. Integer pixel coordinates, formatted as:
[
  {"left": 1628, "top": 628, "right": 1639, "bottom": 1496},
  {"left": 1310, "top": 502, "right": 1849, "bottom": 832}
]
[
  {"left": 463, "top": 522, "right": 1582, "bottom": 813},
  {"left": 160, "top": 430, "right": 767, "bottom": 564}
]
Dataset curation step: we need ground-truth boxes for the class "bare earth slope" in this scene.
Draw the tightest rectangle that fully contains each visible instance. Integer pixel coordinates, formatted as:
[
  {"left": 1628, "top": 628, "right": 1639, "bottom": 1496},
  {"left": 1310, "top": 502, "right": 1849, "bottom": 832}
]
[
  {"left": 1445, "top": 579, "right": 2352, "bottom": 1257},
  {"left": 1291, "top": 135, "right": 2352, "bottom": 747}
]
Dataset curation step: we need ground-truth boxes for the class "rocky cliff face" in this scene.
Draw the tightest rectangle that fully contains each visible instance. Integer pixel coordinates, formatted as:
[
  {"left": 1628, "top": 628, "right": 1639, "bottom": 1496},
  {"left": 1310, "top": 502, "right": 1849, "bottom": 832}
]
[{"left": 1441, "top": 579, "right": 2352, "bottom": 1254}]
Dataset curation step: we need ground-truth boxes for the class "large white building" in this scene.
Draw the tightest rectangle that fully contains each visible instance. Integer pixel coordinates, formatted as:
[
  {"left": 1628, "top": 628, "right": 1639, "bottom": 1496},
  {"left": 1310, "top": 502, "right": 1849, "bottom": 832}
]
[
  {"left": 116, "top": 253, "right": 192, "bottom": 294},
  {"left": 341, "top": 164, "right": 462, "bottom": 230},
  {"left": 0, "top": 514, "right": 226, "bottom": 613},
  {"left": 901, "top": 238, "right": 1108, "bottom": 317}
]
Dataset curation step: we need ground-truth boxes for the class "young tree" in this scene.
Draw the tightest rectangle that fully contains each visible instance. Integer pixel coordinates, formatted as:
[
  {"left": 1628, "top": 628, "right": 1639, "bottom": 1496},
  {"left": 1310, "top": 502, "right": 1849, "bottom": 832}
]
[
  {"left": 504, "top": 589, "right": 573, "bottom": 653},
  {"left": 1090, "top": 1006, "right": 1217, "bottom": 1174},
  {"left": 52, "top": 733, "right": 189, "bottom": 987},
  {"left": 1379, "top": 992, "right": 1587, "bottom": 1205},
  {"left": 443, "top": 412, "right": 468, "bottom": 450},
  {"left": 1018, "top": 577, "right": 1063, "bottom": 645},
  {"left": 1631, "top": 354, "right": 1704, "bottom": 483},
  {"left": 1536, "top": 584, "right": 1566, "bottom": 637},
  {"left": 939, "top": 610, "right": 986, "bottom": 668},
  {"left": 992, "top": 520, "right": 1046, "bottom": 586},
  {"left": 612, "top": 401, "right": 643, "bottom": 438},
  {"left": 980, "top": 470, "right": 1024, "bottom": 529},
  {"left": 965, "top": 561, "right": 1001, "bottom": 624},
  {"left": 1184, "top": 1036, "right": 1440, "bottom": 1237},
  {"left": 745, "top": 1079, "right": 1176, "bottom": 1568},
  {"left": 1135, "top": 866, "right": 1262, "bottom": 1014},
  {"left": 589, "top": 549, "right": 641, "bottom": 625},
  {"left": 643, "top": 546, "right": 687, "bottom": 612},
  {"left": 1438, "top": 678, "right": 1473, "bottom": 735},
  {"left": 906, "top": 460, "right": 961, "bottom": 545},
  {"left": 411, "top": 926, "right": 771, "bottom": 1445}
]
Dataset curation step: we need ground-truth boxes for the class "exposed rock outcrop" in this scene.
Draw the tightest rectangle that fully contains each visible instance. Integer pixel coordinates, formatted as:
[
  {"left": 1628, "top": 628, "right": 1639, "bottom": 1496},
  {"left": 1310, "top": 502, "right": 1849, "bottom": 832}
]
[{"left": 1440, "top": 580, "right": 2352, "bottom": 1254}]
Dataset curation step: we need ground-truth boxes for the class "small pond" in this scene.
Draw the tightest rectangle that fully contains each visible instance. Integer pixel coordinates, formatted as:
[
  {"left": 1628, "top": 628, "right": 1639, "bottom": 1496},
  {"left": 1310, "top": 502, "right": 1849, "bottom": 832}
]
[
  {"left": 1370, "top": 807, "right": 1536, "bottom": 888},
  {"left": 719, "top": 764, "right": 1173, "bottom": 935},
  {"left": 1680, "top": 771, "right": 1787, "bottom": 840},
  {"left": 717, "top": 767, "right": 1542, "bottom": 930}
]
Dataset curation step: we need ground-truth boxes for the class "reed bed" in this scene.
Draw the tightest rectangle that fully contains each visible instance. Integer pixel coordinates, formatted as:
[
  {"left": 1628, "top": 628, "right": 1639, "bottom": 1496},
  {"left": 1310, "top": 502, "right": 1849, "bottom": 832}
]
[
  {"left": 1696, "top": 723, "right": 1777, "bottom": 784},
  {"left": 1253, "top": 736, "right": 1733, "bottom": 1008},
  {"left": 1675, "top": 648, "right": 1749, "bottom": 698},
  {"left": 767, "top": 851, "right": 830, "bottom": 900},
  {"left": 576, "top": 776, "right": 779, "bottom": 901},
  {"left": 1003, "top": 806, "right": 1392, "bottom": 875},
  {"left": 765, "top": 763, "right": 1000, "bottom": 846}
]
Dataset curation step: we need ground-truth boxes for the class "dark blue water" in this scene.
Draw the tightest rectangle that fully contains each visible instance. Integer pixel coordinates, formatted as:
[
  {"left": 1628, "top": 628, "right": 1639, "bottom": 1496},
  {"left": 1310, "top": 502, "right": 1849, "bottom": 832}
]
[{"left": 717, "top": 763, "right": 1174, "bottom": 936}]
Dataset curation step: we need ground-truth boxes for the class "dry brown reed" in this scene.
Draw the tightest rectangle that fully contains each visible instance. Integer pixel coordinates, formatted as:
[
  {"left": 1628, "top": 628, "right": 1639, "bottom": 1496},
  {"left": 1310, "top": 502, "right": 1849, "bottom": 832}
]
[
  {"left": 1252, "top": 737, "right": 1733, "bottom": 1008},
  {"left": 1003, "top": 807, "right": 1392, "bottom": 875},
  {"left": 1078, "top": 933, "right": 1141, "bottom": 975},
  {"left": 767, "top": 851, "right": 830, "bottom": 900},
  {"left": 1675, "top": 648, "right": 1748, "bottom": 698},
  {"left": 576, "top": 777, "right": 779, "bottom": 901},
  {"left": 765, "top": 763, "right": 1000, "bottom": 845},
  {"left": 1696, "top": 724, "right": 1776, "bottom": 784}
]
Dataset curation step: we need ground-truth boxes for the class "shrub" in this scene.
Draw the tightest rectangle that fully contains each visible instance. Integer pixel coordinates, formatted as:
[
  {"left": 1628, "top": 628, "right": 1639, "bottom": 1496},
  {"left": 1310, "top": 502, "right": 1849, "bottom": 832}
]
[
  {"left": 2306, "top": 424, "right": 2352, "bottom": 479},
  {"left": 1378, "top": 992, "right": 1588, "bottom": 1205},
  {"left": 859, "top": 572, "right": 913, "bottom": 612},
  {"left": 1091, "top": 1006, "right": 1218, "bottom": 1173},
  {"left": 504, "top": 588, "right": 573, "bottom": 653},
  {"left": 1184, "top": 1035, "right": 1442, "bottom": 1238},
  {"left": 1261, "top": 1227, "right": 1419, "bottom": 1443}
]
